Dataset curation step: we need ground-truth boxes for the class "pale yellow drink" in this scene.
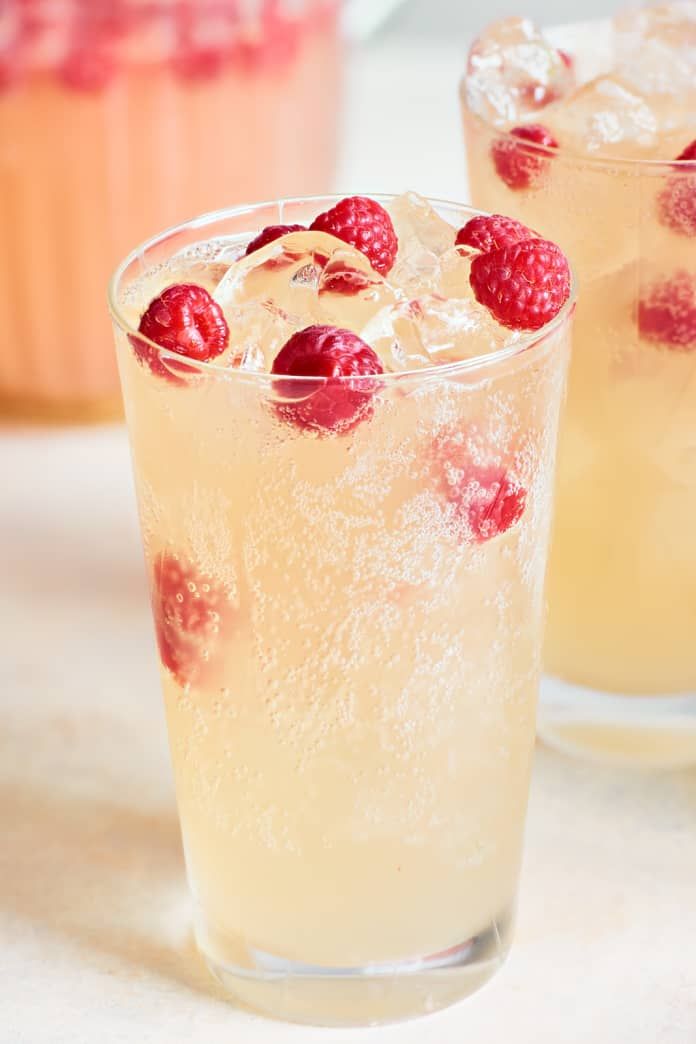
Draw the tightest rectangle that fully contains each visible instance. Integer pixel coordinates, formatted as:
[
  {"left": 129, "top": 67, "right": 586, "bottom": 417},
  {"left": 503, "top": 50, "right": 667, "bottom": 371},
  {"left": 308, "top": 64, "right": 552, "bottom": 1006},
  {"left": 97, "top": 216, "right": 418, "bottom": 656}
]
[
  {"left": 462, "top": 8, "right": 696, "bottom": 764},
  {"left": 110, "top": 195, "right": 572, "bottom": 1023}
]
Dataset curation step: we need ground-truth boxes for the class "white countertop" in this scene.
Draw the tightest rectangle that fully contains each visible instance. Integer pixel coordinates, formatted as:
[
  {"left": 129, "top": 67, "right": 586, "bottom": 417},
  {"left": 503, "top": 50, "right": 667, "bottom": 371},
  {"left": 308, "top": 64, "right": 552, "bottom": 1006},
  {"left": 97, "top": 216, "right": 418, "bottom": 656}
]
[{"left": 3, "top": 41, "right": 696, "bottom": 1044}]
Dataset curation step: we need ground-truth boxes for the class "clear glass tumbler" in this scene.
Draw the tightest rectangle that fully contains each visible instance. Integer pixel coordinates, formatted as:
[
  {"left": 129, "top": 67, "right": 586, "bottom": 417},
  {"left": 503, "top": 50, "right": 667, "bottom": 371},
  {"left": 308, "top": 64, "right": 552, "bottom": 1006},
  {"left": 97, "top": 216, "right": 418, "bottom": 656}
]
[
  {"left": 462, "top": 24, "right": 696, "bottom": 768},
  {"left": 109, "top": 196, "right": 573, "bottom": 1025},
  {"left": 0, "top": 0, "right": 342, "bottom": 422}
]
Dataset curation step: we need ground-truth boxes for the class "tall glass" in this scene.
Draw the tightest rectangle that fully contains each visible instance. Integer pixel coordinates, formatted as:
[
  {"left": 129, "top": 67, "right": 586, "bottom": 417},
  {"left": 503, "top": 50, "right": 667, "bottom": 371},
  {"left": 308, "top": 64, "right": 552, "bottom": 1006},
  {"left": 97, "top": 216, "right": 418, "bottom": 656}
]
[
  {"left": 0, "top": 0, "right": 341, "bottom": 422},
  {"left": 462, "top": 32, "right": 696, "bottom": 768},
  {"left": 109, "top": 196, "right": 573, "bottom": 1025}
]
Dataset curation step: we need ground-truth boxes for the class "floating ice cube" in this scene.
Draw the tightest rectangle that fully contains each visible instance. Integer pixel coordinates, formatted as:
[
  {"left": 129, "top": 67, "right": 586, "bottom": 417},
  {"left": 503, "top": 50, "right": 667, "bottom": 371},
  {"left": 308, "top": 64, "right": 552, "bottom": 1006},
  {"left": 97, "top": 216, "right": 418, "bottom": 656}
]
[
  {"left": 213, "top": 230, "right": 343, "bottom": 369},
  {"left": 614, "top": 2, "right": 696, "bottom": 94},
  {"left": 362, "top": 295, "right": 517, "bottom": 372},
  {"left": 213, "top": 230, "right": 345, "bottom": 320},
  {"left": 213, "top": 229, "right": 401, "bottom": 370},
  {"left": 317, "top": 246, "right": 398, "bottom": 333},
  {"left": 465, "top": 17, "right": 574, "bottom": 125},
  {"left": 438, "top": 248, "right": 475, "bottom": 300},
  {"left": 387, "top": 193, "right": 458, "bottom": 297},
  {"left": 544, "top": 76, "right": 658, "bottom": 156}
]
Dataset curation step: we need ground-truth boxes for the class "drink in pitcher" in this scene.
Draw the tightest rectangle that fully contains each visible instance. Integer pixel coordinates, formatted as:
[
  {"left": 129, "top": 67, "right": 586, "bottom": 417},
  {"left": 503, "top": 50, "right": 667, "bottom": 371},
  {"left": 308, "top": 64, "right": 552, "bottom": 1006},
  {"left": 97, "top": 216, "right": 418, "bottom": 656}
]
[{"left": 0, "top": 0, "right": 341, "bottom": 420}]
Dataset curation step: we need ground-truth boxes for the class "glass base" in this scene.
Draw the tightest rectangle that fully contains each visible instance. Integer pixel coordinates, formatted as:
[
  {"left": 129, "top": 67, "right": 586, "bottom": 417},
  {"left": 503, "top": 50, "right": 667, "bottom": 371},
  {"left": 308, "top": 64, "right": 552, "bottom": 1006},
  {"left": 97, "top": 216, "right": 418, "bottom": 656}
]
[
  {"left": 198, "top": 908, "right": 513, "bottom": 1027},
  {"left": 539, "top": 675, "right": 696, "bottom": 768}
]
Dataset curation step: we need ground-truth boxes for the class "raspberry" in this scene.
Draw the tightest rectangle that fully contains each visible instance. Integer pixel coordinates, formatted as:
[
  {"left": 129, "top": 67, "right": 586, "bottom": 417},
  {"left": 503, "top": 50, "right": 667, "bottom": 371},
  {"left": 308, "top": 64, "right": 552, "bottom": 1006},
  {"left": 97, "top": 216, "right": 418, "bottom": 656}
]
[
  {"left": 455, "top": 214, "right": 535, "bottom": 254},
  {"left": 271, "top": 325, "right": 383, "bottom": 434},
  {"left": 433, "top": 434, "right": 526, "bottom": 544},
  {"left": 558, "top": 49, "right": 573, "bottom": 70},
  {"left": 310, "top": 196, "right": 398, "bottom": 276},
  {"left": 134, "top": 283, "right": 229, "bottom": 380},
  {"left": 657, "top": 139, "right": 696, "bottom": 237},
  {"left": 676, "top": 141, "right": 696, "bottom": 163},
  {"left": 470, "top": 238, "right": 571, "bottom": 331},
  {"left": 491, "top": 124, "right": 558, "bottom": 191},
  {"left": 0, "top": 49, "right": 21, "bottom": 91},
  {"left": 638, "top": 272, "right": 696, "bottom": 351},
  {"left": 173, "top": 45, "right": 229, "bottom": 81},
  {"left": 151, "top": 552, "right": 231, "bottom": 686},
  {"left": 245, "top": 224, "right": 306, "bottom": 256},
  {"left": 60, "top": 38, "right": 117, "bottom": 91}
]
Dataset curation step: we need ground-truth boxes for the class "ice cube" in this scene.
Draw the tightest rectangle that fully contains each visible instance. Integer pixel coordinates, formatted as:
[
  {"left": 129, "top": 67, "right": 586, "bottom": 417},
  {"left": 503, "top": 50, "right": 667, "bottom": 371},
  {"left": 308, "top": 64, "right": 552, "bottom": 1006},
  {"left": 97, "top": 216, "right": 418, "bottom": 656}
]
[
  {"left": 465, "top": 17, "right": 574, "bottom": 125},
  {"left": 363, "top": 295, "right": 517, "bottom": 372},
  {"left": 614, "top": 2, "right": 696, "bottom": 94},
  {"left": 317, "top": 246, "right": 398, "bottom": 333},
  {"left": 213, "top": 229, "right": 344, "bottom": 369},
  {"left": 544, "top": 76, "right": 658, "bottom": 156},
  {"left": 387, "top": 193, "right": 458, "bottom": 298},
  {"left": 437, "top": 248, "right": 475, "bottom": 299},
  {"left": 214, "top": 229, "right": 344, "bottom": 320},
  {"left": 214, "top": 229, "right": 402, "bottom": 370}
]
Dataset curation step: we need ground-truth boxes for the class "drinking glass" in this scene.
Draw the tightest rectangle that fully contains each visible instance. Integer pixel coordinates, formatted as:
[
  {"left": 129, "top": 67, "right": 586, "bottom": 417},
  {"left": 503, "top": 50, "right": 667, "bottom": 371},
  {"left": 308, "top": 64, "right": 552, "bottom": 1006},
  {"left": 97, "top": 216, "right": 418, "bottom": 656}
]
[
  {"left": 462, "top": 22, "right": 696, "bottom": 767},
  {"left": 109, "top": 195, "right": 573, "bottom": 1025}
]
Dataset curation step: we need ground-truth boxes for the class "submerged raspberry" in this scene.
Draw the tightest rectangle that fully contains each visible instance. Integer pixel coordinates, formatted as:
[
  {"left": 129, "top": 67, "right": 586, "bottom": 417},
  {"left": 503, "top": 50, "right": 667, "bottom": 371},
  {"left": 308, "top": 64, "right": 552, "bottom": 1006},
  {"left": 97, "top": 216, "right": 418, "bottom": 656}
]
[
  {"left": 134, "top": 283, "right": 229, "bottom": 380},
  {"left": 657, "top": 139, "right": 696, "bottom": 237},
  {"left": 638, "top": 272, "right": 696, "bottom": 350},
  {"left": 433, "top": 433, "right": 527, "bottom": 543},
  {"left": 470, "top": 238, "right": 571, "bottom": 330},
  {"left": 151, "top": 552, "right": 232, "bottom": 686},
  {"left": 491, "top": 124, "right": 558, "bottom": 190},
  {"left": 271, "top": 324, "right": 383, "bottom": 434},
  {"left": 310, "top": 196, "right": 398, "bottom": 276}
]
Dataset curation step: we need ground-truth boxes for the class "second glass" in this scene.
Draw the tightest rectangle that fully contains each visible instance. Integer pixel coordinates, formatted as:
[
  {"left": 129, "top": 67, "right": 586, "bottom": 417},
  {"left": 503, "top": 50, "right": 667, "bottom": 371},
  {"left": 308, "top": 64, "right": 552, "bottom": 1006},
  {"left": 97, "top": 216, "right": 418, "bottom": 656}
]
[
  {"left": 109, "top": 196, "right": 573, "bottom": 1025},
  {"left": 462, "top": 18, "right": 696, "bottom": 766}
]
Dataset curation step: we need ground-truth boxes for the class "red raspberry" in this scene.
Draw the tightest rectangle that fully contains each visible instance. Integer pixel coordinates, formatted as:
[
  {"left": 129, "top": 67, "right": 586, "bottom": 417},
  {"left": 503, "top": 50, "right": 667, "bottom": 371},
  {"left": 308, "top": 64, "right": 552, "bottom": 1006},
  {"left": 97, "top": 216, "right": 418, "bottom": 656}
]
[
  {"left": 657, "top": 139, "right": 696, "bottom": 238},
  {"left": 173, "top": 45, "right": 229, "bottom": 81},
  {"left": 433, "top": 434, "right": 526, "bottom": 543},
  {"left": 271, "top": 325, "right": 383, "bottom": 434},
  {"left": 245, "top": 224, "right": 306, "bottom": 256},
  {"left": 151, "top": 552, "right": 232, "bottom": 686},
  {"left": 134, "top": 283, "right": 229, "bottom": 380},
  {"left": 558, "top": 49, "right": 573, "bottom": 70},
  {"left": 470, "top": 238, "right": 571, "bottom": 331},
  {"left": 676, "top": 141, "right": 696, "bottom": 163},
  {"left": 492, "top": 124, "right": 558, "bottom": 191},
  {"left": 60, "top": 34, "right": 117, "bottom": 91},
  {"left": 310, "top": 196, "right": 398, "bottom": 276},
  {"left": 0, "top": 48, "right": 21, "bottom": 91},
  {"left": 638, "top": 272, "right": 696, "bottom": 351},
  {"left": 455, "top": 214, "right": 535, "bottom": 254}
]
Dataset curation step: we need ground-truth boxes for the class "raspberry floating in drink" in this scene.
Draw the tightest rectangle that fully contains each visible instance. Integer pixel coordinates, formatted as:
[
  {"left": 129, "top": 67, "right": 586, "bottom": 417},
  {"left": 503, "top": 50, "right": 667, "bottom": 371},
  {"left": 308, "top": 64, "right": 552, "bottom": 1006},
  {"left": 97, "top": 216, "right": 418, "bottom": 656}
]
[
  {"left": 470, "top": 238, "right": 571, "bottom": 330},
  {"left": 271, "top": 324, "right": 383, "bottom": 434},
  {"left": 456, "top": 214, "right": 535, "bottom": 254},
  {"left": 134, "top": 283, "right": 229, "bottom": 379},
  {"left": 310, "top": 196, "right": 399, "bottom": 276}
]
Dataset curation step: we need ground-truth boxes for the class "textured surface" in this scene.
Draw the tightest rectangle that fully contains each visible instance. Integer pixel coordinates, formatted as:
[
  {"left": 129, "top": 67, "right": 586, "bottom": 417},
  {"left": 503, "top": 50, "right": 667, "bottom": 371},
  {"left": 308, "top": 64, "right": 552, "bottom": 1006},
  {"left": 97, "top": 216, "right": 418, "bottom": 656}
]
[{"left": 2, "top": 36, "right": 696, "bottom": 1044}]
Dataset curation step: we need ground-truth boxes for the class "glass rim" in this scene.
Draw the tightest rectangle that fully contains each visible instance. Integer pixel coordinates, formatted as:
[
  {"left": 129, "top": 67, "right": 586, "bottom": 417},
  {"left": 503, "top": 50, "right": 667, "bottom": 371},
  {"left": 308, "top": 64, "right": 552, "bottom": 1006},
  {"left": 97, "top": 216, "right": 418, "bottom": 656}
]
[
  {"left": 107, "top": 193, "right": 577, "bottom": 386},
  {"left": 460, "top": 94, "right": 696, "bottom": 174}
]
